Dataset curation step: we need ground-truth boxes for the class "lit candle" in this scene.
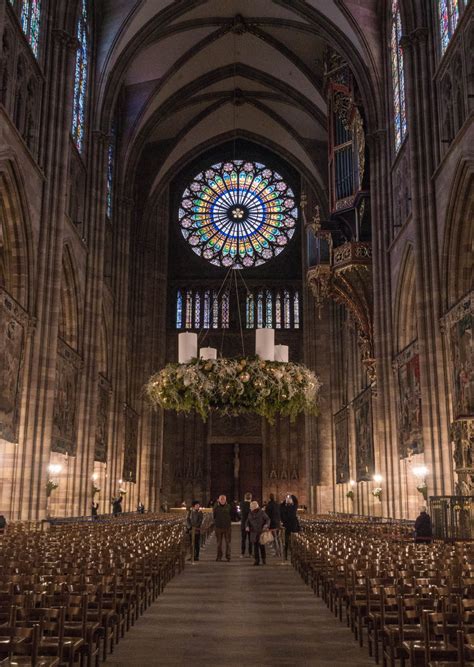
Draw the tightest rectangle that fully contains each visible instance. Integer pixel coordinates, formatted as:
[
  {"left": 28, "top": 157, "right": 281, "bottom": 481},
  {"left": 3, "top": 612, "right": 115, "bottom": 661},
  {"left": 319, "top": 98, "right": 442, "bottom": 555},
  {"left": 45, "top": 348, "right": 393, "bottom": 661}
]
[
  {"left": 255, "top": 329, "right": 275, "bottom": 361},
  {"left": 200, "top": 347, "right": 217, "bottom": 360},
  {"left": 178, "top": 332, "right": 197, "bottom": 363},
  {"left": 274, "top": 344, "right": 289, "bottom": 363}
]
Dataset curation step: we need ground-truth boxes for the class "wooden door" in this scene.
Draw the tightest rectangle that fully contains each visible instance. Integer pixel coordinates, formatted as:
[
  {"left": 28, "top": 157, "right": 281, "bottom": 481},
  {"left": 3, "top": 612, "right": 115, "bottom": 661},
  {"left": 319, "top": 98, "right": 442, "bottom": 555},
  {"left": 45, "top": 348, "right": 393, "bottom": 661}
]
[
  {"left": 239, "top": 444, "right": 262, "bottom": 504},
  {"left": 210, "top": 444, "right": 234, "bottom": 503}
]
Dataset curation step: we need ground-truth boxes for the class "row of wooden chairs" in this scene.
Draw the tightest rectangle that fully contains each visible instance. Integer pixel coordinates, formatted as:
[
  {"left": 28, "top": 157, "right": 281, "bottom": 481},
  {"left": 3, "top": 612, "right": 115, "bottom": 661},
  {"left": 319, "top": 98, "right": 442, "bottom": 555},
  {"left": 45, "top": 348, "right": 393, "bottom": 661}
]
[
  {"left": 292, "top": 519, "right": 474, "bottom": 667},
  {"left": 0, "top": 515, "right": 187, "bottom": 666}
]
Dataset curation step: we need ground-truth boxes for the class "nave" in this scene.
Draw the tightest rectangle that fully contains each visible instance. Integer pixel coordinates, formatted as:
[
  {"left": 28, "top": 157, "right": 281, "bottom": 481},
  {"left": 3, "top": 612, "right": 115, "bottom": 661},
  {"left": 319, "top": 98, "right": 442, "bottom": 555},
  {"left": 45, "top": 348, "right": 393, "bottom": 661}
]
[{"left": 106, "top": 524, "right": 371, "bottom": 667}]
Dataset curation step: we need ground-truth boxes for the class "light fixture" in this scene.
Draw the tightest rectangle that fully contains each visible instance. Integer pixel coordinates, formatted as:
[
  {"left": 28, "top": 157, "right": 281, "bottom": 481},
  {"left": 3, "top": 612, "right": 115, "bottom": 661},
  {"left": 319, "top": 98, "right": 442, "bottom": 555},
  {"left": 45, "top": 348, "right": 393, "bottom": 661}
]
[
  {"left": 412, "top": 465, "right": 429, "bottom": 501},
  {"left": 412, "top": 465, "right": 429, "bottom": 479},
  {"left": 373, "top": 473, "right": 383, "bottom": 483},
  {"left": 91, "top": 472, "right": 99, "bottom": 482},
  {"left": 349, "top": 479, "right": 356, "bottom": 487},
  {"left": 48, "top": 464, "right": 62, "bottom": 475}
]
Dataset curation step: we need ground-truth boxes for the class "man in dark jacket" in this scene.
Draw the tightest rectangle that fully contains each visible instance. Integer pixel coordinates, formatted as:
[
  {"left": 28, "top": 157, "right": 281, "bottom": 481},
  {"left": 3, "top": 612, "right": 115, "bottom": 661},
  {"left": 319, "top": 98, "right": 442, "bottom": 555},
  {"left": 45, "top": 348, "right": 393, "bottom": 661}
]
[
  {"left": 213, "top": 494, "right": 232, "bottom": 561},
  {"left": 246, "top": 501, "right": 270, "bottom": 565},
  {"left": 187, "top": 500, "right": 204, "bottom": 561},
  {"left": 240, "top": 492, "right": 252, "bottom": 557},
  {"left": 280, "top": 494, "right": 299, "bottom": 559},
  {"left": 266, "top": 493, "right": 282, "bottom": 556},
  {"left": 414, "top": 507, "right": 433, "bottom": 543}
]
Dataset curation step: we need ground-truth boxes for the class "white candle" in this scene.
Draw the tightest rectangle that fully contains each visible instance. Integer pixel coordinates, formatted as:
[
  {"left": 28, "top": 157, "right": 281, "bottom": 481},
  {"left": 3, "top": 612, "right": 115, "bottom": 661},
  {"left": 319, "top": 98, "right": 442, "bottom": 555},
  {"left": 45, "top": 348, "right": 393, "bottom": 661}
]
[
  {"left": 199, "top": 347, "right": 217, "bottom": 360},
  {"left": 255, "top": 328, "right": 275, "bottom": 361},
  {"left": 178, "top": 332, "right": 197, "bottom": 363},
  {"left": 274, "top": 344, "right": 289, "bottom": 362}
]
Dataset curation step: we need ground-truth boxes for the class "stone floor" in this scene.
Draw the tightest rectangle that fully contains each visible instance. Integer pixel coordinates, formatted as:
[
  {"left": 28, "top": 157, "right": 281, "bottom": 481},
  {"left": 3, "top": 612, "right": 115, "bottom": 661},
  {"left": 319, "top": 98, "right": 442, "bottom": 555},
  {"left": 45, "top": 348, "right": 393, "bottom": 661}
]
[{"left": 106, "top": 526, "right": 372, "bottom": 666}]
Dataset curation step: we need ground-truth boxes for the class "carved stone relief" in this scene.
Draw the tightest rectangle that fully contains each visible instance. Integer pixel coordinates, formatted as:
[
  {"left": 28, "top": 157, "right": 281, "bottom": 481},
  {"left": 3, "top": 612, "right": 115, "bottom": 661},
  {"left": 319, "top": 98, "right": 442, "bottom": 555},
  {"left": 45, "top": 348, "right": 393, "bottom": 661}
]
[{"left": 0, "top": 290, "right": 26, "bottom": 442}]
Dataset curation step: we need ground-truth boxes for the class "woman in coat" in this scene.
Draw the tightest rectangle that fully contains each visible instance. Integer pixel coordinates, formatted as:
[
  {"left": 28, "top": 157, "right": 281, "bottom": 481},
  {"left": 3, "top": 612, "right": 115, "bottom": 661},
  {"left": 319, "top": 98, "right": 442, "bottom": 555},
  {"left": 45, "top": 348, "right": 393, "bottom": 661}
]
[
  {"left": 245, "top": 501, "right": 270, "bottom": 565},
  {"left": 280, "top": 494, "right": 300, "bottom": 559}
]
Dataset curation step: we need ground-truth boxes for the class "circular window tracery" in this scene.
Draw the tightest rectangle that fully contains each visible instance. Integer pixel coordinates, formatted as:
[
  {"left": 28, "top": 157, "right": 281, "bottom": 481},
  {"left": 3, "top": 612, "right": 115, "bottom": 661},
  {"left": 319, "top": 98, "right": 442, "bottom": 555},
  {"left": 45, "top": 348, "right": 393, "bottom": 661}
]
[{"left": 179, "top": 160, "right": 298, "bottom": 269}]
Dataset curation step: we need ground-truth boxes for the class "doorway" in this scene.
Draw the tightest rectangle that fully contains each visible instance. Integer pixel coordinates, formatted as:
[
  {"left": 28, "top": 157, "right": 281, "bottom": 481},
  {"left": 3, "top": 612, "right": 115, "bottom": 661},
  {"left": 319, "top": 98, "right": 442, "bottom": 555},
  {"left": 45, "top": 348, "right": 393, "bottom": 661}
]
[{"left": 210, "top": 443, "right": 262, "bottom": 504}]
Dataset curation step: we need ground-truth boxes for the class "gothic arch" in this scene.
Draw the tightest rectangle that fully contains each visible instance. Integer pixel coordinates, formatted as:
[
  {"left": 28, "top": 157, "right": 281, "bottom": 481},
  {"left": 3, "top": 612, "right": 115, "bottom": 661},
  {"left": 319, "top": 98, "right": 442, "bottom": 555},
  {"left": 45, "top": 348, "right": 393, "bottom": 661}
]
[
  {"left": 0, "top": 159, "right": 34, "bottom": 309},
  {"left": 394, "top": 243, "right": 418, "bottom": 352},
  {"left": 58, "top": 245, "right": 81, "bottom": 350},
  {"left": 442, "top": 158, "right": 474, "bottom": 311}
]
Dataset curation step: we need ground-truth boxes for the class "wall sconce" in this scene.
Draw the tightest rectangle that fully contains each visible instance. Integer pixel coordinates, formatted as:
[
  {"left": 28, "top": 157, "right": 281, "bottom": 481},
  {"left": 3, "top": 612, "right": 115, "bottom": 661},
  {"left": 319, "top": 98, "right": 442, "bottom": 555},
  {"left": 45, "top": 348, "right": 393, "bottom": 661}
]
[
  {"left": 346, "top": 480, "right": 356, "bottom": 500},
  {"left": 372, "top": 473, "right": 383, "bottom": 501},
  {"left": 412, "top": 465, "right": 429, "bottom": 501}
]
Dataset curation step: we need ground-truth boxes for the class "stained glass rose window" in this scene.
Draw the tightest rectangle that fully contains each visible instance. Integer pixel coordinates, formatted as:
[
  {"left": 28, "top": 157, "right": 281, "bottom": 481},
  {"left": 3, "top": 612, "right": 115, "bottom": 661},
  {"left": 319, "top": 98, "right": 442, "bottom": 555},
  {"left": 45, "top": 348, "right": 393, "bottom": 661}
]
[{"left": 179, "top": 160, "right": 297, "bottom": 269}]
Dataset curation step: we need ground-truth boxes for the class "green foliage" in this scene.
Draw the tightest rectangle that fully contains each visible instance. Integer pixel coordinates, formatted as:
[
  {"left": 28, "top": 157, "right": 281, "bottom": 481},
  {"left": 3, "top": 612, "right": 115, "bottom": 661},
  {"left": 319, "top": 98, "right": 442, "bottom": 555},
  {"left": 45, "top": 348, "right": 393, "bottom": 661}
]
[
  {"left": 145, "top": 357, "right": 321, "bottom": 424},
  {"left": 46, "top": 480, "right": 59, "bottom": 497}
]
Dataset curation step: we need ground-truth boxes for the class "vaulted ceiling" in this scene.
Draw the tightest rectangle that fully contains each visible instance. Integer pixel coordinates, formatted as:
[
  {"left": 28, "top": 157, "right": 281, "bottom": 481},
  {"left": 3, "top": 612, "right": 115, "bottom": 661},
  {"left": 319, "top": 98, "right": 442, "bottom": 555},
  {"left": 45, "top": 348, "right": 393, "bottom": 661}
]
[{"left": 95, "top": 1, "right": 381, "bottom": 209}]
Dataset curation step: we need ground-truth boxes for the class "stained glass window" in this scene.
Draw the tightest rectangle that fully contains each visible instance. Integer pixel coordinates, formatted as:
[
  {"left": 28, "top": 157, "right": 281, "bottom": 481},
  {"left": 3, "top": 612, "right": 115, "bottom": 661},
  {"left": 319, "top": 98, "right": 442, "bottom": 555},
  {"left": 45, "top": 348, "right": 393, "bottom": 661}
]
[
  {"left": 246, "top": 293, "right": 254, "bottom": 328},
  {"left": 176, "top": 289, "right": 183, "bottom": 329},
  {"left": 275, "top": 291, "right": 282, "bottom": 329},
  {"left": 179, "top": 160, "right": 297, "bottom": 269},
  {"left": 221, "top": 291, "right": 230, "bottom": 329},
  {"left": 212, "top": 290, "right": 219, "bottom": 328},
  {"left": 257, "top": 290, "right": 264, "bottom": 329},
  {"left": 185, "top": 290, "right": 193, "bottom": 329},
  {"left": 194, "top": 291, "right": 201, "bottom": 329},
  {"left": 294, "top": 291, "right": 300, "bottom": 329},
  {"left": 265, "top": 290, "right": 273, "bottom": 328},
  {"left": 438, "top": 0, "right": 461, "bottom": 53},
  {"left": 20, "top": 0, "right": 42, "bottom": 58},
  {"left": 106, "top": 126, "right": 116, "bottom": 219},
  {"left": 72, "top": 0, "right": 89, "bottom": 153},
  {"left": 391, "top": 0, "right": 407, "bottom": 152},
  {"left": 283, "top": 289, "right": 291, "bottom": 329},
  {"left": 203, "top": 290, "right": 211, "bottom": 328}
]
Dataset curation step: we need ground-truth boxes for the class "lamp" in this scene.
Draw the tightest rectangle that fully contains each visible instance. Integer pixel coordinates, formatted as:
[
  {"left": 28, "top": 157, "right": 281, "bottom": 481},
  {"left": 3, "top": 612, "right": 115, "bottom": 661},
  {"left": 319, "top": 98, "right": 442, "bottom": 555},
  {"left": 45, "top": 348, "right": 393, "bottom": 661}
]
[
  {"left": 412, "top": 465, "right": 429, "bottom": 501},
  {"left": 372, "top": 474, "right": 383, "bottom": 501}
]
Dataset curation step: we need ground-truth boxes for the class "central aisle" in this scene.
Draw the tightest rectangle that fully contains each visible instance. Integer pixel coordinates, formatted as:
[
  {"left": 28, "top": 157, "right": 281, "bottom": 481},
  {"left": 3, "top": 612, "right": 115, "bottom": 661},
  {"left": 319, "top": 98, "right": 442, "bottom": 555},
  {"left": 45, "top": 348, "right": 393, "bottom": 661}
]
[{"left": 107, "top": 525, "right": 372, "bottom": 666}]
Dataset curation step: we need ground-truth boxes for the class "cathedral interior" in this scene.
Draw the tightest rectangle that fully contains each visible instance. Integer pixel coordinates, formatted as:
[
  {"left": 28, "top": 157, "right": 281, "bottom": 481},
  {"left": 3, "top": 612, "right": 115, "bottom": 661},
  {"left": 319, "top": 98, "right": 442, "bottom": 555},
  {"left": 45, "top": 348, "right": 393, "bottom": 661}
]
[
  {"left": 0, "top": 1, "right": 473, "bottom": 664},
  {"left": 0, "top": 0, "right": 472, "bottom": 522}
]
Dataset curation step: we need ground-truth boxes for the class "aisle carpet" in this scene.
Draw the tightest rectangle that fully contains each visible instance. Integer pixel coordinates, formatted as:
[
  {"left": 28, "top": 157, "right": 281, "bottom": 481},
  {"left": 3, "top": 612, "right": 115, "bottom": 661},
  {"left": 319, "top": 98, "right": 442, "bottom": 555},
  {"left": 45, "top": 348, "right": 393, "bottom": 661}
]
[{"left": 106, "top": 525, "right": 372, "bottom": 666}]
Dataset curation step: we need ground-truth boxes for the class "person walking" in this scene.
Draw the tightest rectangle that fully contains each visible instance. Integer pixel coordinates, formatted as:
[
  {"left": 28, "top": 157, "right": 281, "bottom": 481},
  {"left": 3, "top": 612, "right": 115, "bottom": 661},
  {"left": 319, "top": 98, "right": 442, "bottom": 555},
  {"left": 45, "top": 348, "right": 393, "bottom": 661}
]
[
  {"left": 213, "top": 494, "right": 232, "bottom": 561},
  {"left": 266, "top": 493, "right": 282, "bottom": 556},
  {"left": 246, "top": 501, "right": 270, "bottom": 566},
  {"left": 414, "top": 507, "right": 433, "bottom": 543},
  {"left": 187, "top": 500, "right": 204, "bottom": 561},
  {"left": 240, "top": 492, "right": 253, "bottom": 557},
  {"left": 280, "top": 494, "right": 299, "bottom": 559}
]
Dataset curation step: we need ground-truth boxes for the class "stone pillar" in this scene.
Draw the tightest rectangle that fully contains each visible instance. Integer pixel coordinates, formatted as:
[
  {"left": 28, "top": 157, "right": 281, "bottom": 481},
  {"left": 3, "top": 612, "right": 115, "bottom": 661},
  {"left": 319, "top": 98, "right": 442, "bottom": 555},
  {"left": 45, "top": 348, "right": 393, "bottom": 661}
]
[
  {"left": 11, "top": 29, "right": 78, "bottom": 520},
  {"left": 402, "top": 29, "right": 453, "bottom": 496}
]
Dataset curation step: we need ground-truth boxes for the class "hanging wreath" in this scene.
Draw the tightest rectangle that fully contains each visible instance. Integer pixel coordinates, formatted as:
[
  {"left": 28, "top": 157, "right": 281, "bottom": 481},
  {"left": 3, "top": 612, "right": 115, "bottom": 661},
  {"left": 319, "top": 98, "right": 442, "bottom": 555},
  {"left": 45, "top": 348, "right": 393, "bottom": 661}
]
[{"left": 145, "top": 357, "right": 320, "bottom": 424}]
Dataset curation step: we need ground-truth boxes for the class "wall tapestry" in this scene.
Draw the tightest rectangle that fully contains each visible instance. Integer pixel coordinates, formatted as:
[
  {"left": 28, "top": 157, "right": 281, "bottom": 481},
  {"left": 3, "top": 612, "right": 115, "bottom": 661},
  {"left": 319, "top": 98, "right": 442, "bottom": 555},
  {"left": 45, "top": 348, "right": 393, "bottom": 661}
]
[
  {"left": 94, "top": 375, "right": 110, "bottom": 463},
  {"left": 0, "top": 290, "right": 26, "bottom": 442},
  {"left": 335, "top": 407, "right": 350, "bottom": 483},
  {"left": 123, "top": 406, "right": 138, "bottom": 483},
  {"left": 446, "top": 294, "right": 473, "bottom": 419},
  {"left": 395, "top": 342, "right": 423, "bottom": 458},
  {"left": 52, "top": 341, "right": 81, "bottom": 455},
  {"left": 353, "top": 386, "right": 374, "bottom": 482}
]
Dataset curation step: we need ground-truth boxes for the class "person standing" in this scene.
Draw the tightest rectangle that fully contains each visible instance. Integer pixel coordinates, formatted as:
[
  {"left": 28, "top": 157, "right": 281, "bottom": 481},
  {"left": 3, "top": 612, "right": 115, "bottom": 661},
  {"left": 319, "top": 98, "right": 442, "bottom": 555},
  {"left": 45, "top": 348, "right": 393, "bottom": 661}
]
[
  {"left": 112, "top": 495, "right": 122, "bottom": 516},
  {"left": 240, "top": 492, "right": 253, "bottom": 557},
  {"left": 266, "top": 493, "right": 282, "bottom": 556},
  {"left": 414, "top": 507, "right": 433, "bottom": 543},
  {"left": 187, "top": 500, "right": 204, "bottom": 561},
  {"left": 213, "top": 494, "right": 232, "bottom": 561},
  {"left": 91, "top": 501, "right": 99, "bottom": 520},
  {"left": 246, "top": 501, "right": 270, "bottom": 565},
  {"left": 280, "top": 494, "right": 299, "bottom": 559}
]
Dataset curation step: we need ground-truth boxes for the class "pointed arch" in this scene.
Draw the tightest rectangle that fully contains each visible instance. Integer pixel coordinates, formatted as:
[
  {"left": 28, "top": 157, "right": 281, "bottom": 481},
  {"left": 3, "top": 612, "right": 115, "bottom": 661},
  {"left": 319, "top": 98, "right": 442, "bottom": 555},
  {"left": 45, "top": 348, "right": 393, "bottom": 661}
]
[
  {"left": 442, "top": 158, "right": 474, "bottom": 312},
  {"left": 0, "top": 159, "right": 34, "bottom": 309},
  {"left": 394, "top": 243, "right": 418, "bottom": 352},
  {"left": 58, "top": 245, "right": 81, "bottom": 350}
]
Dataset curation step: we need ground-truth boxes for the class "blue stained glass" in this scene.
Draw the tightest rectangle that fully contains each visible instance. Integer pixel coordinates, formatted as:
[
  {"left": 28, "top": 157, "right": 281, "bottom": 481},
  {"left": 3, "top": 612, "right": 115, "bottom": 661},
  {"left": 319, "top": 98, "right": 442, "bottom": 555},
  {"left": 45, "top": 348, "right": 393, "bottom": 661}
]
[
  {"left": 265, "top": 290, "right": 273, "bottom": 328},
  {"left": 212, "top": 290, "right": 219, "bottom": 328},
  {"left": 20, "top": 0, "right": 42, "bottom": 58},
  {"left": 221, "top": 291, "right": 229, "bottom": 329},
  {"left": 438, "top": 0, "right": 460, "bottom": 54},
  {"left": 179, "top": 159, "right": 297, "bottom": 269},
  {"left": 283, "top": 290, "right": 291, "bottom": 329},
  {"left": 246, "top": 292, "right": 254, "bottom": 328},
  {"left": 294, "top": 291, "right": 300, "bottom": 329},
  {"left": 203, "top": 290, "right": 211, "bottom": 328},
  {"left": 72, "top": 0, "right": 89, "bottom": 153},
  {"left": 176, "top": 290, "right": 183, "bottom": 329},
  {"left": 257, "top": 290, "right": 263, "bottom": 329},
  {"left": 391, "top": 0, "right": 407, "bottom": 151},
  {"left": 194, "top": 291, "right": 201, "bottom": 329},
  {"left": 275, "top": 291, "right": 282, "bottom": 329},
  {"left": 185, "top": 290, "right": 193, "bottom": 329},
  {"left": 106, "top": 127, "right": 115, "bottom": 218}
]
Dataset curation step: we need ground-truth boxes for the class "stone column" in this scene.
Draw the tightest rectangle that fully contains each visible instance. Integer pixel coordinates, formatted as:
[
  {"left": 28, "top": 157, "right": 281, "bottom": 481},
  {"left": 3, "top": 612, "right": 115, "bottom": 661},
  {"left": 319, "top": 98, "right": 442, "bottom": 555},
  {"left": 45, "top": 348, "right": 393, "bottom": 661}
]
[{"left": 11, "top": 29, "right": 77, "bottom": 520}]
